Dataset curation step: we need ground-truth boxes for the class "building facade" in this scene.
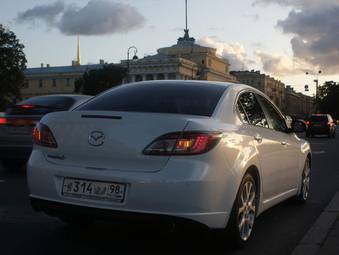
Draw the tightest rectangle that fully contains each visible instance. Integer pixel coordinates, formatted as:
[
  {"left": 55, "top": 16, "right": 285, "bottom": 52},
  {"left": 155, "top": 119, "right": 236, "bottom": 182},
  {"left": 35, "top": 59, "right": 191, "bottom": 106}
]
[
  {"left": 123, "top": 30, "right": 237, "bottom": 83},
  {"left": 231, "top": 70, "right": 286, "bottom": 111},
  {"left": 285, "top": 86, "right": 315, "bottom": 118},
  {"left": 22, "top": 61, "right": 105, "bottom": 99}
]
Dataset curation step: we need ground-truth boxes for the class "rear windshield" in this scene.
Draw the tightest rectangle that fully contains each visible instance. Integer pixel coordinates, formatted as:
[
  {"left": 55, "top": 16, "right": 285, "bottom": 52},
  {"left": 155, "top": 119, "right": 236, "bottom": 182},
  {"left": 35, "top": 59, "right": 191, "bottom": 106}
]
[
  {"left": 7, "top": 96, "right": 75, "bottom": 115},
  {"left": 310, "top": 115, "right": 328, "bottom": 122},
  {"left": 18, "top": 96, "right": 75, "bottom": 110},
  {"left": 77, "top": 83, "right": 227, "bottom": 117}
]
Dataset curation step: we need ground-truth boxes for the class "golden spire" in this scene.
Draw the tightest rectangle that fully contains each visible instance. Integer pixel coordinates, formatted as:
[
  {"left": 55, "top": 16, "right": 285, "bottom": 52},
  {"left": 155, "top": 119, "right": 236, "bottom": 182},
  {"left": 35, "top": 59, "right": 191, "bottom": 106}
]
[{"left": 76, "top": 36, "right": 81, "bottom": 65}]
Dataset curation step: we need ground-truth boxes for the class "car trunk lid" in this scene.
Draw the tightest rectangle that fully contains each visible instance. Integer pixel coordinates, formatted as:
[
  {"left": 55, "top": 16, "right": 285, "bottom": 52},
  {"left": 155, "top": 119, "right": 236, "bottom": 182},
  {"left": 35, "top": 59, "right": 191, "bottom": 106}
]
[{"left": 41, "top": 111, "right": 193, "bottom": 172}]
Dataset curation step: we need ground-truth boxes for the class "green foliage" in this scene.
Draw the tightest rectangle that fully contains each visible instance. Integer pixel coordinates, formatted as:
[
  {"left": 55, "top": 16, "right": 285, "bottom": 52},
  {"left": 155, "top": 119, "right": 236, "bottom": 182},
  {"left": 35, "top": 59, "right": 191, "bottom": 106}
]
[
  {"left": 74, "top": 64, "right": 127, "bottom": 96},
  {"left": 0, "top": 24, "right": 27, "bottom": 110},
  {"left": 318, "top": 81, "right": 339, "bottom": 119}
]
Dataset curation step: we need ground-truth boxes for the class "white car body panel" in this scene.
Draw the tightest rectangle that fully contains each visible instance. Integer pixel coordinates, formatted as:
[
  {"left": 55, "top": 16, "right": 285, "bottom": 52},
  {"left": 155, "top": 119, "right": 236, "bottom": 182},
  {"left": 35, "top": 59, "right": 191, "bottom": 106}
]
[{"left": 27, "top": 81, "right": 311, "bottom": 229}]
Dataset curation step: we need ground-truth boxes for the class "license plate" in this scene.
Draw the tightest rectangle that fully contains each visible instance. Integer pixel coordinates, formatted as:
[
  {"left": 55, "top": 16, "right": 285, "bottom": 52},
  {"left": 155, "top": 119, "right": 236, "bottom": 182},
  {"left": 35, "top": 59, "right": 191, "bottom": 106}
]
[{"left": 62, "top": 178, "right": 126, "bottom": 203}]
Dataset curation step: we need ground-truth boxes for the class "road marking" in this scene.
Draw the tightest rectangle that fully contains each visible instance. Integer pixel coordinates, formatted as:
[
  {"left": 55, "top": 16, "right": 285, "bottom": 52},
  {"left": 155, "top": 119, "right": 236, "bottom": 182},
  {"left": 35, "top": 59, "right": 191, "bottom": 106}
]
[{"left": 313, "top": 150, "right": 326, "bottom": 155}]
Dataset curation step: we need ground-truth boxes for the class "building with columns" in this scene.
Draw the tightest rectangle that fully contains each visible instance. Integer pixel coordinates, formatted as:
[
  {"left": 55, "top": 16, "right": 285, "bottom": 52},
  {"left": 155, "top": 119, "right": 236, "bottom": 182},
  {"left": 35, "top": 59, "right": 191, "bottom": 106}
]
[{"left": 122, "top": 30, "right": 237, "bottom": 83}]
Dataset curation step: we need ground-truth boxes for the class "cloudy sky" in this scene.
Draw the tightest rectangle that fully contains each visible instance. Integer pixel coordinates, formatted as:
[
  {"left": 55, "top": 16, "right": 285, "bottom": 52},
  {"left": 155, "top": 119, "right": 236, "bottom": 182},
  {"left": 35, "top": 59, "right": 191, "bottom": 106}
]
[{"left": 2, "top": 0, "right": 339, "bottom": 94}]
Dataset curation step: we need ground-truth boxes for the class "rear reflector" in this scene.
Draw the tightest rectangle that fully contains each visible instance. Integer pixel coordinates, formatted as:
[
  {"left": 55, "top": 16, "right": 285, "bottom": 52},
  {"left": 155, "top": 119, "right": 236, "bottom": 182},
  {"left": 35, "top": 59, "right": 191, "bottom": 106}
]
[
  {"left": 33, "top": 123, "right": 58, "bottom": 148},
  {"left": 143, "top": 132, "right": 222, "bottom": 156}
]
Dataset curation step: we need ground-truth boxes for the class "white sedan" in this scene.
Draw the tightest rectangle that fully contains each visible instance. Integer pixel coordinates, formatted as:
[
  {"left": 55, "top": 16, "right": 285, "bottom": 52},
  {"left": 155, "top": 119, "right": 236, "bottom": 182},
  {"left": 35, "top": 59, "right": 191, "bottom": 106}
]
[{"left": 27, "top": 81, "right": 311, "bottom": 246}]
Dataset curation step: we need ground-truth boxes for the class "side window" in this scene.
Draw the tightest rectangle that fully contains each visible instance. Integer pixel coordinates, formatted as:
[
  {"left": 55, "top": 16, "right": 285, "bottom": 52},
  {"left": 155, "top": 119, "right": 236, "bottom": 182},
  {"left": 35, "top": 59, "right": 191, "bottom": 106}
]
[
  {"left": 257, "top": 95, "right": 287, "bottom": 132},
  {"left": 237, "top": 101, "right": 249, "bottom": 124},
  {"left": 238, "top": 92, "right": 268, "bottom": 128}
]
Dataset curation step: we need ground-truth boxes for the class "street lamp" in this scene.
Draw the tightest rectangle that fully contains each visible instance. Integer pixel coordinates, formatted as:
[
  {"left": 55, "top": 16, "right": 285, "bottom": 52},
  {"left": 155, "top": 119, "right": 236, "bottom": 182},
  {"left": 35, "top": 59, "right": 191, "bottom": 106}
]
[
  {"left": 305, "top": 70, "right": 322, "bottom": 111},
  {"left": 127, "top": 46, "right": 138, "bottom": 83},
  {"left": 305, "top": 70, "right": 322, "bottom": 99}
]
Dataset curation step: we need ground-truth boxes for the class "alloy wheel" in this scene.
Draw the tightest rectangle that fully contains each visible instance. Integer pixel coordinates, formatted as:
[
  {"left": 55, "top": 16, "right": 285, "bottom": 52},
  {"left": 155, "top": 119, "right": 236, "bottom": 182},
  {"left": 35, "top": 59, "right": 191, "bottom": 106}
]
[
  {"left": 302, "top": 160, "right": 311, "bottom": 200},
  {"left": 237, "top": 180, "right": 256, "bottom": 241}
]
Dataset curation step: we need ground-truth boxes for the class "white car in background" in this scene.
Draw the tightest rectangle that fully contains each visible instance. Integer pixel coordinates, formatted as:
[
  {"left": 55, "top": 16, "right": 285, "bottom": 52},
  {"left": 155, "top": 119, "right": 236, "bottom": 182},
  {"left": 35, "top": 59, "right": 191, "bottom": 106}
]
[{"left": 27, "top": 81, "right": 311, "bottom": 246}]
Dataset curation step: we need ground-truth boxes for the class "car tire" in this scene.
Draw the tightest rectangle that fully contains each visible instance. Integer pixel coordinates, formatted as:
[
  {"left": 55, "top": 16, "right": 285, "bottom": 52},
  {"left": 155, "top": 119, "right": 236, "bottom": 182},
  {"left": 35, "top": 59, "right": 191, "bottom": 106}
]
[
  {"left": 294, "top": 158, "right": 311, "bottom": 204},
  {"left": 225, "top": 173, "right": 258, "bottom": 247}
]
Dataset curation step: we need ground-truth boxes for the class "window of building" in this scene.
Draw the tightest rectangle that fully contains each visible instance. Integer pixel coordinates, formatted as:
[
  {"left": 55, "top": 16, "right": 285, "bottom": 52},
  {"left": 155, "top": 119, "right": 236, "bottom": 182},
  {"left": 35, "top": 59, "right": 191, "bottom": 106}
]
[
  {"left": 23, "top": 81, "right": 29, "bottom": 89},
  {"left": 202, "top": 59, "right": 205, "bottom": 65},
  {"left": 66, "top": 78, "right": 70, "bottom": 87},
  {"left": 135, "top": 75, "right": 143, "bottom": 82},
  {"left": 168, "top": 73, "right": 177, "bottom": 80},
  {"left": 52, "top": 79, "right": 56, "bottom": 87},
  {"left": 39, "top": 80, "right": 43, "bottom": 88},
  {"left": 156, "top": 74, "right": 165, "bottom": 80},
  {"left": 146, "top": 74, "right": 154, "bottom": 80}
]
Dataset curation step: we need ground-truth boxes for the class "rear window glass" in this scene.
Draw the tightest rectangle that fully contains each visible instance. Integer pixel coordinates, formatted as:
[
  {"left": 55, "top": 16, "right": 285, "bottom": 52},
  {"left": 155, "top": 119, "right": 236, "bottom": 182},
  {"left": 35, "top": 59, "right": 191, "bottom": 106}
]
[
  {"left": 18, "top": 96, "right": 75, "bottom": 110},
  {"left": 77, "top": 83, "right": 227, "bottom": 117},
  {"left": 310, "top": 115, "right": 328, "bottom": 122},
  {"left": 7, "top": 96, "right": 75, "bottom": 115}
]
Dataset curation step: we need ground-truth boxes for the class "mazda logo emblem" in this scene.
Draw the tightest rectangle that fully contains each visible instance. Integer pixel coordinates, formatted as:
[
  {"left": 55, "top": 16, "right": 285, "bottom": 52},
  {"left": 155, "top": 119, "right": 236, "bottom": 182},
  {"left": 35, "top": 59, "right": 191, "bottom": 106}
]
[{"left": 88, "top": 131, "right": 105, "bottom": 147}]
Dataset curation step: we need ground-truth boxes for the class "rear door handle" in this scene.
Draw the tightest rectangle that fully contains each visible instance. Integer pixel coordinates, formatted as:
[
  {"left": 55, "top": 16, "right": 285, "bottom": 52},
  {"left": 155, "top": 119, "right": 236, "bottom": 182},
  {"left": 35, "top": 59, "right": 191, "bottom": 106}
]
[{"left": 254, "top": 134, "right": 263, "bottom": 143}]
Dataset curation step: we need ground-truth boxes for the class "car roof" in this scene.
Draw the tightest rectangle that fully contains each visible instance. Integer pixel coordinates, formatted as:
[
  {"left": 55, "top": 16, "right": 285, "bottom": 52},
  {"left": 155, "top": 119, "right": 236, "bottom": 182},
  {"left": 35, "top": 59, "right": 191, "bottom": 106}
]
[
  {"left": 28, "top": 94, "right": 92, "bottom": 99},
  {"left": 127, "top": 80, "right": 258, "bottom": 92}
]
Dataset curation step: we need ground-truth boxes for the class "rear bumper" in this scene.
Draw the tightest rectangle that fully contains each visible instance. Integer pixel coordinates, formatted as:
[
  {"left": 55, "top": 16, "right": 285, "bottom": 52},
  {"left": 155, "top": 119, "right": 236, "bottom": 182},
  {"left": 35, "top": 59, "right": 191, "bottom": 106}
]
[
  {"left": 308, "top": 126, "right": 331, "bottom": 134},
  {"left": 27, "top": 150, "right": 238, "bottom": 229},
  {"left": 0, "top": 146, "right": 32, "bottom": 160},
  {"left": 30, "top": 197, "right": 207, "bottom": 228}
]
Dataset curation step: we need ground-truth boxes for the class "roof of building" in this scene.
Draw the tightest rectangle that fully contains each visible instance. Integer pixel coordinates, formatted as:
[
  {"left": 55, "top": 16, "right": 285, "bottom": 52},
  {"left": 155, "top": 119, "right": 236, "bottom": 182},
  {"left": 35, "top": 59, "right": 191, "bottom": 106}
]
[{"left": 24, "top": 64, "right": 105, "bottom": 76}]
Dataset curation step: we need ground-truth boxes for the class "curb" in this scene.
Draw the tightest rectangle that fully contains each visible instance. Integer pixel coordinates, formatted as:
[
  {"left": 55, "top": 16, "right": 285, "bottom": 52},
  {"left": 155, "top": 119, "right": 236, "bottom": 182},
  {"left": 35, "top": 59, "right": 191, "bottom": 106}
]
[{"left": 291, "top": 191, "right": 339, "bottom": 255}]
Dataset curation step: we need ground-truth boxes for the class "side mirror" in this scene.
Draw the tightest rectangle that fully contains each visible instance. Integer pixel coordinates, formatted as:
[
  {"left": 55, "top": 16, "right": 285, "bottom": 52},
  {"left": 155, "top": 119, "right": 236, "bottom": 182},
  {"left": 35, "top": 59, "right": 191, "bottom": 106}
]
[{"left": 292, "top": 120, "right": 307, "bottom": 133}]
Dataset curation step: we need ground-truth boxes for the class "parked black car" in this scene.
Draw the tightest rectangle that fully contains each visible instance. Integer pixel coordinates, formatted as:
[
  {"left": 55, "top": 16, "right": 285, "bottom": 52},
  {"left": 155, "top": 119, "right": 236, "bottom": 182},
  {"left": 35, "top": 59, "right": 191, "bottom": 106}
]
[
  {"left": 306, "top": 114, "right": 336, "bottom": 138},
  {"left": 0, "top": 94, "right": 92, "bottom": 170}
]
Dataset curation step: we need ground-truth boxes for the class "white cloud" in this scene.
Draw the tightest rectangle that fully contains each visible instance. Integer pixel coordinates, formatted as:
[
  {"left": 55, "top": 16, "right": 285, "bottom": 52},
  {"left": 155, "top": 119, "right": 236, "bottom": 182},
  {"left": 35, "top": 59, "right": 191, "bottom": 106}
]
[
  {"left": 253, "top": 0, "right": 339, "bottom": 9},
  {"left": 16, "top": 0, "right": 146, "bottom": 36},
  {"left": 254, "top": 50, "right": 312, "bottom": 76},
  {"left": 197, "top": 36, "right": 254, "bottom": 70},
  {"left": 254, "top": 0, "right": 339, "bottom": 74}
]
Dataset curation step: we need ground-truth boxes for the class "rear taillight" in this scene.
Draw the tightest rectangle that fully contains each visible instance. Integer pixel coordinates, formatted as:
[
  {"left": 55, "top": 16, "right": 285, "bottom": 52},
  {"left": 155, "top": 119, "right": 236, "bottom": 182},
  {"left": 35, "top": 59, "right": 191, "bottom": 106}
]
[
  {"left": 143, "top": 132, "right": 222, "bottom": 156},
  {"left": 0, "top": 117, "right": 7, "bottom": 125},
  {"left": 20, "top": 104, "right": 34, "bottom": 109},
  {"left": 32, "top": 123, "right": 58, "bottom": 148}
]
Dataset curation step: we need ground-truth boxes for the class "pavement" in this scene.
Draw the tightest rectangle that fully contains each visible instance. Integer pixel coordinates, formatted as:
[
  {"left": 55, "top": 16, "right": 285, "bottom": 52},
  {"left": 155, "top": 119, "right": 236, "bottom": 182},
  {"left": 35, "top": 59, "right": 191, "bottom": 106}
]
[{"left": 291, "top": 179, "right": 339, "bottom": 255}]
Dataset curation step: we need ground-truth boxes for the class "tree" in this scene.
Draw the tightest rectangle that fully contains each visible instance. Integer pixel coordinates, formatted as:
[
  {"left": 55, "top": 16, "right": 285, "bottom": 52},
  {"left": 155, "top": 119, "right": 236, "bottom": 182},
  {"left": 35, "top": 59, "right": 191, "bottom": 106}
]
[
  {"left": 0, "top": 24, "right": 27, "bottom": 110},
  {"left": 318, "top": 81, "right": 339, "bottom": 119},
  {"left": 74, "top": 64, "right": 127, "bottom": 95}
]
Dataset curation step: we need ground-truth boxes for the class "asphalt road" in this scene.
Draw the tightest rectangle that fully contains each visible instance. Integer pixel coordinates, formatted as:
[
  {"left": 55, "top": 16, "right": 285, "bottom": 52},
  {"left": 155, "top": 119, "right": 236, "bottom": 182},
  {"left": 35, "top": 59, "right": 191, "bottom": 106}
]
[{"left": 0, "top": 131, "right": 339, "bottom": 255}]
